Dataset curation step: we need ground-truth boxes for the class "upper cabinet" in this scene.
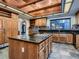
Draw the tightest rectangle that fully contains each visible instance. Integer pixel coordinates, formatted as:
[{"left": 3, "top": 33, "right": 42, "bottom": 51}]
[
  {"left": 9, "top": 13, "right": 19, "bottom": 37},
  {"left": 35, "top": 18, "right": 47, "bottom": 26},
  {"left": 0, "top": 13, "right": 19, "bottom": 44}
]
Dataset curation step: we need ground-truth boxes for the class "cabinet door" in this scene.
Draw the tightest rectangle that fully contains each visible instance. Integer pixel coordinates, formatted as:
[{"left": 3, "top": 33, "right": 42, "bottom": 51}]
[
  {"left": 67, "top": 34, "right": 73, "bottom": 44},
  {"left": 48, "top": 37, "right": 52, "bottom": 54},
  {"left": 52, "top": 34, "right": 59, "bottom": 42},
  {"left": 39, "top": 48, "right": 45, "bottom": 59},
  {"left": 76, "top": 35, "right": 79, "bottom": 48},
  {"left": 9, "top": 19, "right": 18, "bottom": 37},
  {"left": 0, "top": 20, "right": 5, "bottom": 44},
  {"left": 9, "top": 39, "right": 27, "bottom": 59},
  {"left": 45, "top": 44, "right": 49, "bottom": 59},
  {"left": 0, "top": 31, "right": 5, "bottom": 44},
  {"left": 35, "top": 18, "right": 46, "bottom": 26}
]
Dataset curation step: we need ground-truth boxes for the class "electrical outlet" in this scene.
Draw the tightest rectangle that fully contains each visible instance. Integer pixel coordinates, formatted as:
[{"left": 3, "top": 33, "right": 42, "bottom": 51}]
[{"left": 21, "top": 47, "right": 24, "bottom": 53}]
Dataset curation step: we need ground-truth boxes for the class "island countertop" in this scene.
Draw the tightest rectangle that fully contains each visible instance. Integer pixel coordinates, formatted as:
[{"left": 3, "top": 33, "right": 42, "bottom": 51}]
[{"left": 9, "top": 34, "right": 52, "bottom": 44}]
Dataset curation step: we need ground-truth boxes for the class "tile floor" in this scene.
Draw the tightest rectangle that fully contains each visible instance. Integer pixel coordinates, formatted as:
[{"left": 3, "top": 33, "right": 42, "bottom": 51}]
[
  {"left": 49, "top": 43, "right": 79, "bottom": 59},
  {"left": 0, "top": 43, "right": 79, "bottom": 59}
]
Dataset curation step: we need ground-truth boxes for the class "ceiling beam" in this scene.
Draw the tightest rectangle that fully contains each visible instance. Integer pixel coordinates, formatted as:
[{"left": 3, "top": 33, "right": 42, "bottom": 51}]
[
  {"left": 0, "top": 8, "right": 12, "bottom": 13},
  {"left": 28, "top": 3, "right": 61, "bottom": 13},
  {"left": 1, "top": 0, "right": 6, "bottom": 3},
  {"left": 19, "top": 0, "right": 43, "bottom": 8}
]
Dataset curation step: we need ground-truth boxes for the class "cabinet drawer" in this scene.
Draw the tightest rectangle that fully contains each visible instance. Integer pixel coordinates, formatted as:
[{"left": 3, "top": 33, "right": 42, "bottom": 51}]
[{"left": 39, "top": 42, "right": 45, "bottom": 50}]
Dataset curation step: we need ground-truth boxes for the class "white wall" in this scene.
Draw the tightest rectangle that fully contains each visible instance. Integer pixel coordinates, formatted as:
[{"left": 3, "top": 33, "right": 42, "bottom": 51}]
[
  {"left": 18, "top": 18, "right": 30, "bottom": 36},
  {"left": 46, "top": 16, "right": 76, "bottom": 28},
  {"left": 25, "top": 19, "right": 30, "bottom": 36}
]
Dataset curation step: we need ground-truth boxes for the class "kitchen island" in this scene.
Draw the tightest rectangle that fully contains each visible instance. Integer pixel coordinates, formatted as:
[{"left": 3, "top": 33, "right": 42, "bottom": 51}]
[{"left": 9, "top": 34, "right": 52, "bottom": 59}]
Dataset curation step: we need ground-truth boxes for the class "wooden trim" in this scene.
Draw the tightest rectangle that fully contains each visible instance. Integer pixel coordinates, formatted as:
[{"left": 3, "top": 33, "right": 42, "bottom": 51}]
[
  {"left": 0, "top": 9, "right": 11, "bottom": 18},
  {"left": 28, "top": 3, "right": 61, "bottom": 13},
  {"left": 31, "top": 17, "right": 47, "bottom": 20}
]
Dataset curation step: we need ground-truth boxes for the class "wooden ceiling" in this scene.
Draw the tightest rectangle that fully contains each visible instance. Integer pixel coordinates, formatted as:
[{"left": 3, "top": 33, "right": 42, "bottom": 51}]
[{"left": 0, "top": 0, "right": 62, "bottom": 17}]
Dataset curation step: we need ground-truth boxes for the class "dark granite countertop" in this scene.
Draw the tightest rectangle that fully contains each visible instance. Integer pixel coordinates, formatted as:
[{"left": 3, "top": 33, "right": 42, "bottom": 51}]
[
  {"left": 39, "top": 29, "right": 79, "bottom": 34},
  {"left": 9, "top": 34, "right": 52, "bottom": 44}
]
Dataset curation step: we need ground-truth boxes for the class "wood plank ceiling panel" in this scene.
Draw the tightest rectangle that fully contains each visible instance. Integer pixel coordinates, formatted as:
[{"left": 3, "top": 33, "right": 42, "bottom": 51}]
[
  {"left": 19, "top": 0, "right": 43, "bottom": 8},
  {"left": 21, "top": 0, "right": 61, "bottom": 16},
  {"left": 21, "top": 0, "right": 61, "bottom": 12},
  {"left": 0, "top": 0, "right": 62, "bottom": 16},
  {"left": 1, "top": 0, "right": 26, "bottom": 7},
  {"left": 29, "top": 6, "right": 61, "bottom": 16}
]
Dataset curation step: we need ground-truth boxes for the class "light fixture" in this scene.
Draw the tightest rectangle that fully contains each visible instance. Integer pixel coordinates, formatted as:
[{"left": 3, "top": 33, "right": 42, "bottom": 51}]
[
  {"left": 0, "top": 2, "right": 5, "bottom": 6},
  {"left": 64, "top": 3, "right": 72, "bottom": 13},
  {"left": 0, "top": 2, "right": 6, "bottom": 7},
  {"left": 65, "top": 0, "right": 73, "bottom": 3}
]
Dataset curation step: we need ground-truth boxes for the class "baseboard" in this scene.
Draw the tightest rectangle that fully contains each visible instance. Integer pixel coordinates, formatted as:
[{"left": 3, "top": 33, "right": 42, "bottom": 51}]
[{"left": 52, "top": 41, "right": 73, "bottom": 45}]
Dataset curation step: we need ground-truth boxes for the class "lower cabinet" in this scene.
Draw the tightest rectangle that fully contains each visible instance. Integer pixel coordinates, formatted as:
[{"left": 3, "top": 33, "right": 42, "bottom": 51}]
[
  {"left": 39, "top": 38, "right": 52, "bottom": 59},
  {"left": 48, "top": 36, "right": 52, "bottom": 54},
  {"left": 45, "top": 43, "right": 49, "bottom": 59},
  {"left": 0, "top": 30, "right": 5, "bottom": 44},
  {"left": 76, "top": 35, "right": 79, "bottom": 49},
  {"left": 39, "top": 47, "right": 46, "bottom": 59},
  {"left": 52, "top": 33, "right": 73, "bottom": 44}
]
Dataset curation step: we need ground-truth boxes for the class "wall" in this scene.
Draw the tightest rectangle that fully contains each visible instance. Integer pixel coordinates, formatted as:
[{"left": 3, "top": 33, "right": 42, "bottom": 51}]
[
  {"left": 46, "top": 16, "right": 76, "bottom": 29},
  {"left": 18, "top": 17, "right": 30, "bottom": 36},
  {"left": 75, "top": 11, "right": 79, "bottom": 24}
]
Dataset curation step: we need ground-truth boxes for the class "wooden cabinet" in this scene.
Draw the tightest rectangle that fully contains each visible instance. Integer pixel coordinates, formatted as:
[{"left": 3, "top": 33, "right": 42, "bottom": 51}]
[
  {"left": 9, "top": 35, "right": 52, "bottom": 59},
  {"left": 45, "top": 39, "right": 49, "bottom": 59},
  {"left": 9, "top": 19, "right": 18, "bottom": 37},
  {"left": 9, "top": 39, "right": 39, "bottom": 59},
  {"left": 35, "top": 18, "right": 47, "bottom": 26},
  {"left": 0, "top": 30, "right": 5, "bottom": 44},
  {"left": 39, "top": 41, "right": 45, "bottom": 50},
  {"left": 39, "top": 47, "right": 45, "bottom": 59},
  {"left": 52, "top": 33, "right": 73, "bottom": 44},
  {"left": 76, "top": 35, "right": 79, "bottom": 48},
  {"left": 52, "top": 33, "right": 60, "bottom": 42},
  {"left": 66, "top": 34, "right": 73, "bottom": 44},
  {"left": 0, "top": 19, "right": 5, "bottom": 44},
  {"left": 48, "top": 36, "right": 52, "bottom": 54},
  {"left": 0, "top": 14, "right": 18, "bottom": 44}
]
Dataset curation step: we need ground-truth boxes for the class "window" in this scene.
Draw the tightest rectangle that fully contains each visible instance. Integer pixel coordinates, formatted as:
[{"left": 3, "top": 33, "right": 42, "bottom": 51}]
[{"left": 50, "top": 18, "right": 71, "bottom": 29}]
